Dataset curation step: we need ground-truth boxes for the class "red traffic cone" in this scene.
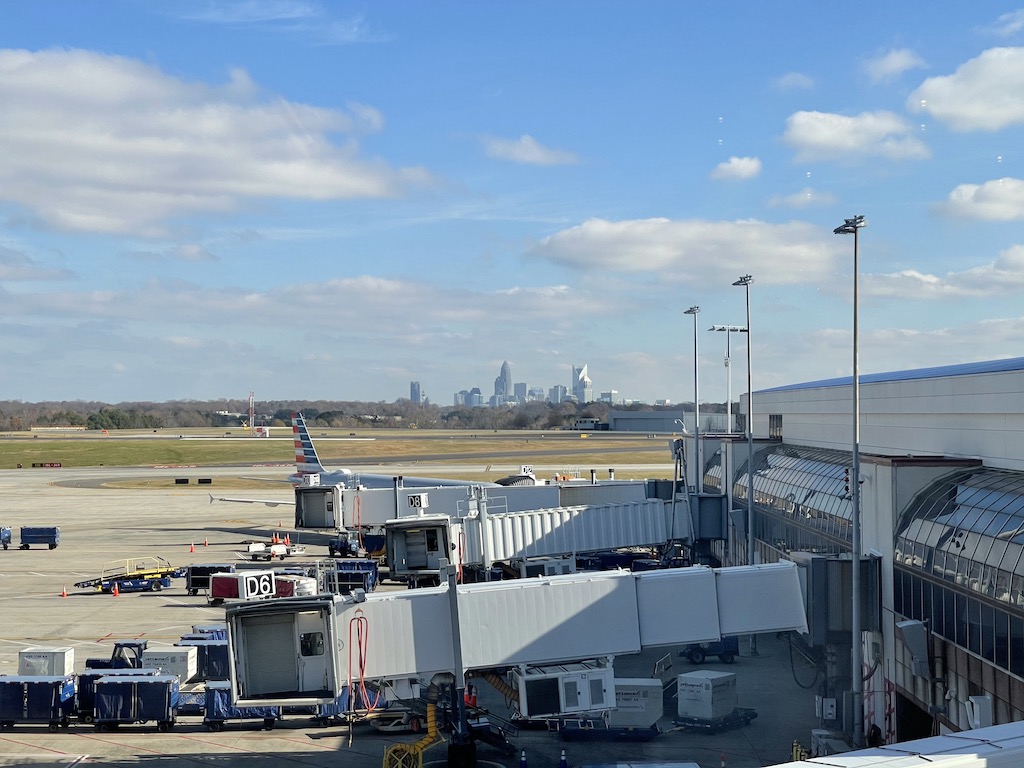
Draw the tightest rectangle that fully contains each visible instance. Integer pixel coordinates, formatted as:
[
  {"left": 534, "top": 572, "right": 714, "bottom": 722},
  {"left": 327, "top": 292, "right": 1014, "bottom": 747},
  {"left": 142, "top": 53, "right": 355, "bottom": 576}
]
[
  {"left": 284, "top": 534, "right": 290, "bottom": 547},
  {"left": 189, "top": 541, "right": 195, "bottom": 553},
  {"left": 203, "top": 537, "right": 208, "bottom": 547},
  {"left": 112, "top": 583, "right": 119, "bottom": 597},
  {"left": 61, "top": 584, "right": 67, "bottom": 598}
]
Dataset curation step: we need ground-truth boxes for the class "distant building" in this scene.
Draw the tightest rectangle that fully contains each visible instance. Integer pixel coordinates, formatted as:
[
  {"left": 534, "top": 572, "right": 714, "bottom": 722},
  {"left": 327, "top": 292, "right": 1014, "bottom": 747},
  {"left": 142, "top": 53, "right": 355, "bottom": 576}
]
[
  {"left": 468, "top": 387, "right": 484, "bottom": 407},
  {"left": 410, "top": 381, "right": 422, "bottom": 405},
  {"left": 494, "top": 361, "right": 513, "bottom": 404},
  {"left": 572, "top": 364, "right": 593, "bottom": 403},
  {"left": 514, "top": 382, "right": 527, "bottom": 401},
  {"left": 454, "top": 390, "right": 468, "bottom": 406},
  {"left": 528, "top": 386, "right": 545, "bottom": 401},
  {"left": 548, "top": 384, "right": 568, "bottom": 403},
  {"left": 599, "top": 390, "right": 620, "bottom": 404}
]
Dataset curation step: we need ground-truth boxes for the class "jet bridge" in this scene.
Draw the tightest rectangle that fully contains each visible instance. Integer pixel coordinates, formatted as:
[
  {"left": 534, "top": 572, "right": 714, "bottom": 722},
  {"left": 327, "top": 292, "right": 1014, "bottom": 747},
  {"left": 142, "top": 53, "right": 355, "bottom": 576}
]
[{"left": 224, "top": 561, "right": 807, "bottom": 708}]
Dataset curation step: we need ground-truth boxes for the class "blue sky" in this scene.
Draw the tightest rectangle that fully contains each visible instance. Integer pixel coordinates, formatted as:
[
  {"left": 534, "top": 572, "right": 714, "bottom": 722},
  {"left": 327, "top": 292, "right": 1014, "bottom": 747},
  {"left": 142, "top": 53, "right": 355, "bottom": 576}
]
[{"left": 3, "top": 2, "right": 1024, "bottom": 406}]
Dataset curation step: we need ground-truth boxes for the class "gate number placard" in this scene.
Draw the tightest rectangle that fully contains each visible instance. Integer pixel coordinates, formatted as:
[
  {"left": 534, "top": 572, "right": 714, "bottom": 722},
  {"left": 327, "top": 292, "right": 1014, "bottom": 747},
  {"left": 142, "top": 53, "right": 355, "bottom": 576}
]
[
  {"left": 408, "top": 493, "right": 429, "bottom": 509},
  {"left": 240, "top": 571, "right": 275, "bottom": 599}
]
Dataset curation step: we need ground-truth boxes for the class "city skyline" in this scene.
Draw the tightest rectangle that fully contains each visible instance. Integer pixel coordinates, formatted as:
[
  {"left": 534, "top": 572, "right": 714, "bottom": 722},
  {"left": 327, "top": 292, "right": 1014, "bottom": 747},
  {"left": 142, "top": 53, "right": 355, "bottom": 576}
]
[{"left": 449, "top": 360, "right": 638, "bottom": 407}]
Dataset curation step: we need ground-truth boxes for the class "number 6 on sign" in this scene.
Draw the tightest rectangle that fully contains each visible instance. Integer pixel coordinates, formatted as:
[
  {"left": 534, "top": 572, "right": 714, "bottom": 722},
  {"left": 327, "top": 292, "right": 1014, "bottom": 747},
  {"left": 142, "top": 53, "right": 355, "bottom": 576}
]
[{"left": 240, "top": 571, "right": 275, "bottom": 599}]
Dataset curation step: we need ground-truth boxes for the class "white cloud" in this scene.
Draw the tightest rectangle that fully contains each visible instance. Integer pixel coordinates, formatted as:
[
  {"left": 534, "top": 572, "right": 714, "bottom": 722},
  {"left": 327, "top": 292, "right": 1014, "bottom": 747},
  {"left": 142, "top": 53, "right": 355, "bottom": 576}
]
[
  {"left": 0, "top": 48, "right": 429, "bottom": 236},
  {"left": 783, "top": 110, "right": 931, "bottom": 162},
  {"left": 174, "top": 1, "right": 382, "bottom": 45},
  {"left": 864, "top": 48, "right": 926, "bottom": 83},
  {"left": 767, "top": 187, "right": 837, "bottom": 208},
  {"left": 529, "top": 217, "right": 840, "bottom": 284},
  {"left": 981, "top": 10, "right": 1024, "bottom": 37},
  {"left": 908, "top": 48, "right": 1024, "bottom": 131},
  {"left": 864, "top": 245, "right": 1024, "bottom": 298},
  {"left": 481, "top": 134, "right": 579, "bottom": 166},
  {"left": 710, "top": 156, "right": 762, "bottom": 180},
  {"left": 941, "top": 177, "right": 1024, "bottom": 220},
  {"left": 773, "top": 72, "right": 814, "bottom": 90}
]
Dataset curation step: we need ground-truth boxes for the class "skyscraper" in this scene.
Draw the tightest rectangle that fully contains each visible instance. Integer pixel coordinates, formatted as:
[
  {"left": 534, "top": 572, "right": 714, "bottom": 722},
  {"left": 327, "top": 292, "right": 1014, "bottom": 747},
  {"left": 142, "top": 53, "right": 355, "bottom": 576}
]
[
  {"left": 410, "top": 381, "right": 422, "bottom": 405},
  {"left": 572, "top": 364, "right": 593, "bottom": 403},
  {"left": 494, "top": 361, "right": 513, "bottom": 404}
]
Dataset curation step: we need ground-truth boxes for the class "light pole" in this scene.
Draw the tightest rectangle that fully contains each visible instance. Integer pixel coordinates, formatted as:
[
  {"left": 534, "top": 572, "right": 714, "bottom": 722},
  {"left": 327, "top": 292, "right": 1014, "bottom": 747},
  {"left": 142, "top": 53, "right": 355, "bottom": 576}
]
[
  {"left": 685, "top": 305, "right": 701, "bottom": 493},
  {"left": 709, "top": 324, "right": 747, "bottom": 433},
  {"left": 834, "top": 214, "right": 866, "bottom": 748},
  {"left": 732, "top": 274, "right": 757, "bottom": 656}
]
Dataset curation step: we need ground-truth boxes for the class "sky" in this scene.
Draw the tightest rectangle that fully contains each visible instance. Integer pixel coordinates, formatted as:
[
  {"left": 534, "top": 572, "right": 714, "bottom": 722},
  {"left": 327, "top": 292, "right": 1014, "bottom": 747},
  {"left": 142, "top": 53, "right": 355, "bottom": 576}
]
[{"left": 3, "top": 2, "right": 1024, "bottom": 406}]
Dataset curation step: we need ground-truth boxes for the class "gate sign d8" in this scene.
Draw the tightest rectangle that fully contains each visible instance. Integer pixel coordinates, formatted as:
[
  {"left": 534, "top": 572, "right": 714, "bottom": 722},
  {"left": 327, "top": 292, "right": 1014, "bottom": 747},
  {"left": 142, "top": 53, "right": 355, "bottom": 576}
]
[
  {"left": 240, "top": 570, "right": 275, "bottom": 600},
  {"left": 407, "top": 493, "right": 429, "bottom": 509}
]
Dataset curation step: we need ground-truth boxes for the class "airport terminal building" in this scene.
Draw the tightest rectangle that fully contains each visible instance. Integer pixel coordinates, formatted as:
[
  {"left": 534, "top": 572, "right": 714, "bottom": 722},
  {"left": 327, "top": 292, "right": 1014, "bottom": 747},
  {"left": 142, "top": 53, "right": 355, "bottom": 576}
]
[{"left": 697, "top": 358, "right": 1024, "bottom": 744}]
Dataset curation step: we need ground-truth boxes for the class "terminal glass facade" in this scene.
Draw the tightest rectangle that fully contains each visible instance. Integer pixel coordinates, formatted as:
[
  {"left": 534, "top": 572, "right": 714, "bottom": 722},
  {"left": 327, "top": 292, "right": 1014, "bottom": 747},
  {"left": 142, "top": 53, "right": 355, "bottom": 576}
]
[
  {"left": 704, "top": 444, "right": 854, "bottom": 556},
  {"left": 894, "top": 467, "right": 1024, "bottom": 678}
]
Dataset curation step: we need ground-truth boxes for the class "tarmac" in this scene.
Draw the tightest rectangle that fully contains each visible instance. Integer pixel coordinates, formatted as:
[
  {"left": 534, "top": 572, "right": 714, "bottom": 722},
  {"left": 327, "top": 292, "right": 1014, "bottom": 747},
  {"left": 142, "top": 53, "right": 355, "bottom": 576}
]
[{"left": 0, "top": 465, "right": 824, "bottom": 768}]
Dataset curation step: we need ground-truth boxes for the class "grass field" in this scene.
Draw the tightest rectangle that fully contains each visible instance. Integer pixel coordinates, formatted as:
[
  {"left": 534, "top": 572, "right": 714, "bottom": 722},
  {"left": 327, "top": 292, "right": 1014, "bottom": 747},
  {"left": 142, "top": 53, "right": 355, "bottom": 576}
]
[{"left": 0, "top": 428, "right": 677, "bottom": 487}]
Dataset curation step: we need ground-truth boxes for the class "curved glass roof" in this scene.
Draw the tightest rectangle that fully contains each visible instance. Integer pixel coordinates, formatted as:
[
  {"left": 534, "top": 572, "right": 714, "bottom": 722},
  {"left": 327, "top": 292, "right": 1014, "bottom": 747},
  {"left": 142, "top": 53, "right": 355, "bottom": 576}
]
[
  {"left": 704, "top": 443, "right": 854, "bottom": 544},
  {"left": 896, "top": 468, "right": 1024, "bottom": 604}
]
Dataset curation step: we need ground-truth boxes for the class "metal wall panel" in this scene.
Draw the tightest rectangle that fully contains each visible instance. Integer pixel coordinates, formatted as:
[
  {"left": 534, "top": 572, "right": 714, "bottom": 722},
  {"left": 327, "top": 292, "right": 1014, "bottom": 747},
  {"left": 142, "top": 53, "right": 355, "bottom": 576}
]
[
  {"left": 635, "top": 566, "right": 722, "bottom": 646},
  {"left": 715, "top": 562, "right": 809, "bottom": 636}
]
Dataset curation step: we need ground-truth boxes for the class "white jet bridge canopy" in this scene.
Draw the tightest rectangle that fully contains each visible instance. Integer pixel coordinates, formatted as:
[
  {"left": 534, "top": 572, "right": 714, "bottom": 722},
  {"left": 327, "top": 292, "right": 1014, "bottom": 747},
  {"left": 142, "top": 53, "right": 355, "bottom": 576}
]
[{"left": 225, "top": 561, "right": 807, "bottom": 707}]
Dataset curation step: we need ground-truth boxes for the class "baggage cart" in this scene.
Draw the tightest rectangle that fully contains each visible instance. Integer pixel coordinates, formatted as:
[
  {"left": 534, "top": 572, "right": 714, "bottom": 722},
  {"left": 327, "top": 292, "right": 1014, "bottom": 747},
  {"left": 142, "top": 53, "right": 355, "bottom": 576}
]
[
  {"left": 93, "top": 674, "right": 179, "bottom": 732},
  {"left": 0, "top": 675, "right": 75, "bottom": 731},
  {"left": 185, "top": 563, "right": 235, "bottom": 596},
  {"left": 174, "top": 639, "right": 229, "bottom": 681},
  {"left": 203, "top": 680, "right": 279, "bottom": 731},
  {"left": 0, "top": 526, "right": 10, "bottom": 550},
  {"left": 673, "top": 706, "right": 757, "bottom": 733},
  {"left": 19, "top": 526, "right": 59, "bottom": 550},
  {"left": 76, "top": 668, "right": 161, "bottom": 723}
]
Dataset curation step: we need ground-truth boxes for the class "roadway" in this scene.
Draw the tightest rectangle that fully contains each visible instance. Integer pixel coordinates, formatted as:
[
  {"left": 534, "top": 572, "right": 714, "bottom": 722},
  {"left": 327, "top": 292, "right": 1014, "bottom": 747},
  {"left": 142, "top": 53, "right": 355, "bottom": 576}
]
[{"left": 0, "top": 465, "right": 822, "bottom": 768}]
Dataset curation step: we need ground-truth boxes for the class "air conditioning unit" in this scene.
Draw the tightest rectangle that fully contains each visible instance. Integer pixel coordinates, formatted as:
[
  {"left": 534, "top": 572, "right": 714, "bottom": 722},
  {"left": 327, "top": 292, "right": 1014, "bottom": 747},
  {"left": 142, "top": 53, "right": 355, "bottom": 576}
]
[{"left": 509, "top": 660, "right": 614, "bottom": 719}]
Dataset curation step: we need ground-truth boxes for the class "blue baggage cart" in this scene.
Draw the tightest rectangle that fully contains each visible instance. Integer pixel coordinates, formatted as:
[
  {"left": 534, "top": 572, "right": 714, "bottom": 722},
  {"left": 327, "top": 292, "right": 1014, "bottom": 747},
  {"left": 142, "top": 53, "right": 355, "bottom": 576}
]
[
  {"left": 76, "top": 668, "right": 161, "bottom": 723},
  {"left": 0, "top": 675, "right": 75, "bottom": 731},
  {"left": 174, "top": 639, "right": 228, "bottom": 681},
  {"left": 19, "top": 526, "right": 59, "bottom": 550},
  {"left": 93, "top": 674, "right": 178, "bottom": 731},
  {"left": 203, "top": 680, "right": 279, "bottom": 731},
  {"left": 0, "top": 527, "right": 10, "bottom": 550}
]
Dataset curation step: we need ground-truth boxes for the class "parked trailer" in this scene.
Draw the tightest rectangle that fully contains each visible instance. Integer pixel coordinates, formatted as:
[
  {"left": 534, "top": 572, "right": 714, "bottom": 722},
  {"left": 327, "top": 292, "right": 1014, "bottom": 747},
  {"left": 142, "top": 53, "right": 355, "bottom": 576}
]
[
  {"left": 185, "top": 563, "right": 235, "bottom": 596},
  {"left": 0, "top": 675, "right": 75, "bottom": 731},
  {"left": 19, "top": 526, "right": 59, "bottom": 550},
  {"left": 93, "top": 674, "right": 179, "bottom": 732},
  {"left": 203, "top": 680, "right": 279, "bottom": 731}
]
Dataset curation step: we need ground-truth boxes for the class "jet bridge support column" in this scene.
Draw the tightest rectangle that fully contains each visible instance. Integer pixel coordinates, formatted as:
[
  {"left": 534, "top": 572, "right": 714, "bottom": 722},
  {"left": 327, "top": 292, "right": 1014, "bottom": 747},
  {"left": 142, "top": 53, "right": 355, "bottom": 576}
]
[{"left": 442, "top": 558, "right": 476, "bottom": 768}]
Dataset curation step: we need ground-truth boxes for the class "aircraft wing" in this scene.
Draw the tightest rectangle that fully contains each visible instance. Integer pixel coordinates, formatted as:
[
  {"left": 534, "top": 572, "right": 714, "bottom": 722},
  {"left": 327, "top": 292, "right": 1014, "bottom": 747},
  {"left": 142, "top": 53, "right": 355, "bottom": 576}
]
[{"left": 209, "top": 493, "right": 292, "bottom": 507}]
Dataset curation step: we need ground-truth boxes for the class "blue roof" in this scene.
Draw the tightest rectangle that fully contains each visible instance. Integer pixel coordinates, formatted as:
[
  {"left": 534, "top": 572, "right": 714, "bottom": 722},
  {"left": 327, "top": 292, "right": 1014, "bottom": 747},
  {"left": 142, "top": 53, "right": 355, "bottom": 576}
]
[{"left": 759, "top": 357, "right": 1024, "bottom": 394}]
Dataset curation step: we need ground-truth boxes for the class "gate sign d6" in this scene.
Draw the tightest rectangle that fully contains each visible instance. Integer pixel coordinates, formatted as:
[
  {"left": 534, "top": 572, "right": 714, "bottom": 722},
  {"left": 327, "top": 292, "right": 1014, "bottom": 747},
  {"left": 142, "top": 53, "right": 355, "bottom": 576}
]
[{"left": 239, "top": 570, "right": 275, "bottom": 600}]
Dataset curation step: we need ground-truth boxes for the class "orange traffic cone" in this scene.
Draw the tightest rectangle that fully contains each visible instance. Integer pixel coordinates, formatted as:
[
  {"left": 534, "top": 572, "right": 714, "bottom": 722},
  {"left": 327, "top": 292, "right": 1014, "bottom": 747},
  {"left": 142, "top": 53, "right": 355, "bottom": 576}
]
[
  {"left": 189, "top": 541, "right": 195, "bottom": 553},
  {"left": 272, "top": 533, "right": 279, "bottom": 544},
  {"left": 203, "top": 537, "right": 208, "bottom": 547},
  {"left": 61, "top": 584, "right": 67, "bottom": 598},
  {"left": 284, "top": 534, "right": 290, "bottom": 547},
  {"left": 112, "top": 584, "right": 120, "bottom": 597}
]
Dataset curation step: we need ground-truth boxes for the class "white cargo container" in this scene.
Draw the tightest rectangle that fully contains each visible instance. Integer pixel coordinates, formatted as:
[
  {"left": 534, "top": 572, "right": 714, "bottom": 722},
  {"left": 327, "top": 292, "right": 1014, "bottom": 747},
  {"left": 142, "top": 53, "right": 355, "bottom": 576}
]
[
  {"left": 142, "top": 645, "right": 199, "bottom": 683},
  {"left": 18, "top": 646, "right": 74, "bottom": 676},
  {"left": 676, "top": 670, "right": 737, "bottom": 721},
  {"left": 608, "top": 678, "right": 663, "bottom": 729}
]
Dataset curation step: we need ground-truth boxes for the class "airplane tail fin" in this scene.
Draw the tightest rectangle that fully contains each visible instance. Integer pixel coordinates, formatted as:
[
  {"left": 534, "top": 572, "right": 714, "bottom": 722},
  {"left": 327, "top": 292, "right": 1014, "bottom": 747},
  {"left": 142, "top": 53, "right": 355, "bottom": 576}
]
[{"left": 292, "top": 412, "right": 327, "bottom": 477}]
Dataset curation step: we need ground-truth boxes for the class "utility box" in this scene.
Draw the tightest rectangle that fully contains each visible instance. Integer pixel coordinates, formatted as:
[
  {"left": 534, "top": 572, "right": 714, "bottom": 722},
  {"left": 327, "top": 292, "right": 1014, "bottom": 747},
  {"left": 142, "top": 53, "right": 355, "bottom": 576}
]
[
  {"left": 676, "top": 670, "right": 737, "bottom": 721},
  {"left": 19, "top": 647, "right": 75, "bottom": 676},
  {"left": 608, "top": 678, "right": 663, "bottom": 729},
  {"left": 142, "top": 646, "right": 198, "bottom": 684},
  {"left": 509, "top": 660, "right": 614, "bottom": 719}
]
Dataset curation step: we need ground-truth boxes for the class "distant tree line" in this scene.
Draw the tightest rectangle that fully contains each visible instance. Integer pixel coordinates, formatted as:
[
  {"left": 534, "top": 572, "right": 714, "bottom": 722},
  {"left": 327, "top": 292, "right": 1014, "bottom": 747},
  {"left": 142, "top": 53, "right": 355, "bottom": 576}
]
[{"left": 0, "top": 398, "right": 729, "bottom": 432}]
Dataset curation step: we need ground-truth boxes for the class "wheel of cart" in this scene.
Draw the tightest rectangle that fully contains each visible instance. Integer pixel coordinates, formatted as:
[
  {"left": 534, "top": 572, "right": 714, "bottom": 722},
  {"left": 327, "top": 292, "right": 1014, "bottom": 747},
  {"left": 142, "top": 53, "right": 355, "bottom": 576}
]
[
  {"left": 157, "top": 720, "right": 173, "bottom": 732},
  {"left": 264, "top": 717, "right": 276, "bottom": 730}
]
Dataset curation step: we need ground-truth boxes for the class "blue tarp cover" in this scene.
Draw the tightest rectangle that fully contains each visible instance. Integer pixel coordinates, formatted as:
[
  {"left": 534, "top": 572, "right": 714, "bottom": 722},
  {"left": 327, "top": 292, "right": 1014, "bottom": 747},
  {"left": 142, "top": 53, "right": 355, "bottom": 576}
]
[
  {"left": 204, "top": 681, "right": 279, "bottom": 721},
  {"left": 0, "top": 675, "right": 75, "bottom": 721},
  {"left": 94, "top": 675, "right": 179, "bottom": 723}
]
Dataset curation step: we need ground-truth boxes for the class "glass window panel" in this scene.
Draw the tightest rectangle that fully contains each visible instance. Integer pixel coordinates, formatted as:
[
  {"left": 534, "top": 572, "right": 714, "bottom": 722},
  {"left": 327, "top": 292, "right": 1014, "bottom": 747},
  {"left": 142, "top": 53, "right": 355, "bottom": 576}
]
[
  {"left": 994, "top": 609, "right": 1010, "bottom": 669},
  {"left": 943, "top": 587, "right": 956, "bottom": 641},
  {"left": 955, "top": 593, "right": 968, "bottom": 646},
  {"left": 981, "top": 604, "right": 995, "bottom": 662},
  {"left": 1011, "top": 616, "right": 1024, "bottom": 678}
]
